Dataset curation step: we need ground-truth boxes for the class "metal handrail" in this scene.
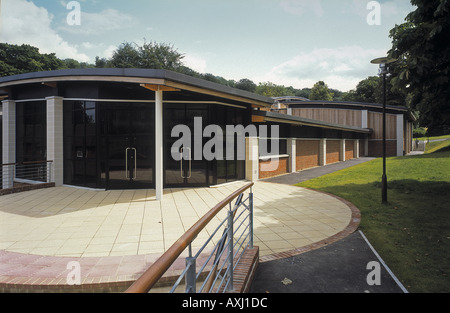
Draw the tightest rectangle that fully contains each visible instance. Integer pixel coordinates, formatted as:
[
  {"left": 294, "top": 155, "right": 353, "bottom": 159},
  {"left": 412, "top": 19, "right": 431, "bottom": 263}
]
[{"left": 125, "top": 182, "right": 254, "bottom": 293}]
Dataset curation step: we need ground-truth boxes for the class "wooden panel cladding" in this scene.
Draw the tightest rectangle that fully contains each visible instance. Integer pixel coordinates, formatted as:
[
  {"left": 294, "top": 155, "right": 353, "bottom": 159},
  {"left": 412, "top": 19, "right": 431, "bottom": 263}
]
[
  {"left": 291, "top": 108, "right": 362, "bottom": 127},
  {"left": 368, "top": 112, "right": 397, "bottom": 140},
  {"left": 345, "top": 140, "right": 355, "bottom": 160},
  {"left": 326, "top": 140, "right": 340, "bottom": 164},
  {"left": 296, "top": 140, "right": 320, "bottom": 171}
]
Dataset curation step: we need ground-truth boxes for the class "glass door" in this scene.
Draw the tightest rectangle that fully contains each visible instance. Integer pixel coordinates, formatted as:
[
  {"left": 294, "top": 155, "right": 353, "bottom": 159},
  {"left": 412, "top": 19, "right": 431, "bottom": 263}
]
[
  {"left": 164, "top": 104, "right": 209, "bottom": 187},
  {"left": 103, "top": 103, "right": 154, "bottom": 190}
]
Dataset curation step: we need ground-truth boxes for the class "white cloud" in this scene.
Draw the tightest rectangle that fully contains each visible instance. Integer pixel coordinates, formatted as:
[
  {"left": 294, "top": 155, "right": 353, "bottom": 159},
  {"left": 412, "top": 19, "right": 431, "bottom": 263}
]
[
  {"left": 280, "top": 0, "right": 324, "bottom": 17},
  {"left": 183, "top": 54, "right": 208, "bottom": 73},
  {"left": 59, "top": 8, "right": 136, "bottom": 36},
  {"left": 256, "top": 46, "right": 387, "bottom": 91},
  {"left": 0, "top": 0, "right": 90, "bottom": 62}
]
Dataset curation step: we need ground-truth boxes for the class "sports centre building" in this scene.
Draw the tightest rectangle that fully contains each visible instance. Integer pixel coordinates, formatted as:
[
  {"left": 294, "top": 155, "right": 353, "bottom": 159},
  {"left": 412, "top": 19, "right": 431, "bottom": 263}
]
[{"left": 0, "top": 69, "right": 414, "bottom": 198}]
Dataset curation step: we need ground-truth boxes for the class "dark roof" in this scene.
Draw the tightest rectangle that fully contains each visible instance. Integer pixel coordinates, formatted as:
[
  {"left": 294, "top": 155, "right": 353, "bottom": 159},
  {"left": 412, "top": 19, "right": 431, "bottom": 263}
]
[{"left": 0, "top": 68, "right": 273, "bottom": 106}]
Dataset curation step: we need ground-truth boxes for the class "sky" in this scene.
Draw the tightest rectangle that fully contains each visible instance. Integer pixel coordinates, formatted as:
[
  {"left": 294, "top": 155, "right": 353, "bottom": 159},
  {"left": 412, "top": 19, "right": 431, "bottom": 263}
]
[{"left": 0, "top": 0, "right": 415, "bottom": 92}]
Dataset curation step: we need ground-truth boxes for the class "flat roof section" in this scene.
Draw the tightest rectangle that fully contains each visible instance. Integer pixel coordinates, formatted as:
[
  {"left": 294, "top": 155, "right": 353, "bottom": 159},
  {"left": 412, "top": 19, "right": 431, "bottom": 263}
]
[{"left": 0, "top": 68, "right": 274, "bottom": 108}]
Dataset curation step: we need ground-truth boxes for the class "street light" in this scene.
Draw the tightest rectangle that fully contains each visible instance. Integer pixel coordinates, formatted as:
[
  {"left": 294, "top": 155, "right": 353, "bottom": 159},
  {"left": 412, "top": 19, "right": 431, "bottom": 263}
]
[{"left": 371, "top": 56, "right": 397, "bottom": 204}]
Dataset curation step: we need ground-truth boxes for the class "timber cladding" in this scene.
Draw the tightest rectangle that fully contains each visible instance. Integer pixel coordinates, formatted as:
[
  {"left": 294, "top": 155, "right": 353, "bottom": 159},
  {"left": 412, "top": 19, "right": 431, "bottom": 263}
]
[
  {"left": 296, "top": 140, "right": 320, "bottom": 171},
  {"left": 291, "top": 108, "right": 362, "bottom": 127},
  {"left": 326, "top": 140, "right": 340, "bottom": 164}
]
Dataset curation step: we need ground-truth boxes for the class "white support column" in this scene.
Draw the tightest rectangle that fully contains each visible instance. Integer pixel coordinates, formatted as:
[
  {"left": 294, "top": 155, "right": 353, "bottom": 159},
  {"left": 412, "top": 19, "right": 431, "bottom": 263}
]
[
  {"left": 287, "top": 138, "right": 296, "bottom": 173},
  {"left": 361, "top": 110, "right": 368, "bottom": 128},
  {"left": 396, "top": 114, "right": 404, "bottom": 156},
  {"left": 155, "top": 90, "right": 164, "bottom": 200},
  {"left": 340, "top": 139, "right": 346, "bottom": 162},
  {"left": 46, "top": 96, "right": 64, "bottom": 186},
  {"left": 245, "top": 137, "right": 259, "bottom": 181},
  {"left": 319, "top": 139, "right": 327, "bottom": 166},
  {"left": 354, "top": 139, "right": 360, "bottom": 159},
  {"left": 2, "top": 100, "right": 16, "bottom": 189}
]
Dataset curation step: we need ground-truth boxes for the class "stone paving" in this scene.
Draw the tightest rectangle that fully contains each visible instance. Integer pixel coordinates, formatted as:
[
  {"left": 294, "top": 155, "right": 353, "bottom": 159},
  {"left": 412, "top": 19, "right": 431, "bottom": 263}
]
[{"left": 0, "top": 181, "right": 358, "bottom": 292}]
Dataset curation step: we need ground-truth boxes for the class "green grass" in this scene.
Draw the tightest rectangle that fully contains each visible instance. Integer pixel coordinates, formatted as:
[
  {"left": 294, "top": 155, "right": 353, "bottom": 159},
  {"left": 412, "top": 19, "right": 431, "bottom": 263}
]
[
  {"left": 418, "top": 134, "right": 450, "bottom": 141},
  {"left": 296, "top": 145, "right": 450, "bottom": 293}
]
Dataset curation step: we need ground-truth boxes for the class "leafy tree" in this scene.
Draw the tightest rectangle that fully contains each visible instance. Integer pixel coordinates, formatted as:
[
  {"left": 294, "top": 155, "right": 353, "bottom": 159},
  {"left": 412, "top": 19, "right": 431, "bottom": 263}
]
[
  {"left": 105, "top": 40, "right": 184, "bottom": 71},
  {"left": 389, "top": 0, "right": 450, "bottom": 135},
  {"left": 309, "top": 81, "right": 334, "bottom": 101},
  {"left": 0, "top": 43, "right": 65, "bottom": 77},
  {"left": 235, "top": 78, "right": 257, "bottom": 93}
]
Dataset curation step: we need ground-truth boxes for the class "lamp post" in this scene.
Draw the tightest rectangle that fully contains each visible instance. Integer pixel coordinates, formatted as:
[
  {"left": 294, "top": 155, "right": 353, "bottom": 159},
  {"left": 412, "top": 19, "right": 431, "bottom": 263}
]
[{"left": 371, "top": 57, "right": 396, "bottom": 204}]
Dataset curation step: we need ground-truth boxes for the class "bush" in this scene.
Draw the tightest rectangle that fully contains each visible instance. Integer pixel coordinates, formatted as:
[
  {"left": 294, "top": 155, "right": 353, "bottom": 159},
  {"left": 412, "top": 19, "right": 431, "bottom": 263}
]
[{"left": 413, "top": 127, "right": 427, "bottom": 138}]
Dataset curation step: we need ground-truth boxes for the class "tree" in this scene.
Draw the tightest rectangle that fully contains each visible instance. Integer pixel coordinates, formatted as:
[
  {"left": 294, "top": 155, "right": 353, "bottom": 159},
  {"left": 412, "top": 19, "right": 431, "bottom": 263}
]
[
  {"left": 309, "top": 81, "right": 334, "bottom": 101},
  {"left": 389, "top": 0, "right": 450, "bottom": 135},
  {"left": 0, "top": 43, "right": 65, "bottom": 77},
  {"left": 105, "top": 40, "right": 184, "bottom": 71},
  {"left": 235, "top": 78, "right": 257, "bottom": 93}
]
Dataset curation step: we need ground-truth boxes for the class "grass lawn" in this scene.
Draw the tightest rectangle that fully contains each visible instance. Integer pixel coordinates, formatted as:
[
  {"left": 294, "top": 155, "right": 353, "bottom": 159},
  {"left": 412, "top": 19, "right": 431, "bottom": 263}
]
[{"left": 297, "top": 141, "right": 450, "bottom": 293}]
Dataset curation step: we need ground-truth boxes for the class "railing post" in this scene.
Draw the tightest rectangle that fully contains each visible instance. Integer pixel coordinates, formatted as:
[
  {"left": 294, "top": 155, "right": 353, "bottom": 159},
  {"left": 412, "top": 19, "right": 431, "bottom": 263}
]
[
  {"left": 227, "top": 205, "right": 234, "bottom": 292},
  {"left": 249, "top": 188, "right": 254, "bottom": 249},
  {"left": 185, "top": 244, "right": 196, "bottom": 293}
]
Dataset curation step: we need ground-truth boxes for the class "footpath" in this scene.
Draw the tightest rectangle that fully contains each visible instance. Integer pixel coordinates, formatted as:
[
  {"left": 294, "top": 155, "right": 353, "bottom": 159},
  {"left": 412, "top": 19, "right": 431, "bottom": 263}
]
[{"left": 249, "top": 158, "right": 408, "bottom": 293}]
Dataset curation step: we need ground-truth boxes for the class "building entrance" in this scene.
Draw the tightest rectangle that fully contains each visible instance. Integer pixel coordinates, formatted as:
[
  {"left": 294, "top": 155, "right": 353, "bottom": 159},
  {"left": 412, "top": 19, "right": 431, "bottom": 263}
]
[{"left": 101, "top": 102, "right": 154, "bottom": 190}]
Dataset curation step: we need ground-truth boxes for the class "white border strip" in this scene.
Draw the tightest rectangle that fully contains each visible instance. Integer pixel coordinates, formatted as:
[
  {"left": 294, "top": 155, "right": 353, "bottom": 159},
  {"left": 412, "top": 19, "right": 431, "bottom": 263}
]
[{"left": 359, "top": 230, "right": 409, "bottom": 293}]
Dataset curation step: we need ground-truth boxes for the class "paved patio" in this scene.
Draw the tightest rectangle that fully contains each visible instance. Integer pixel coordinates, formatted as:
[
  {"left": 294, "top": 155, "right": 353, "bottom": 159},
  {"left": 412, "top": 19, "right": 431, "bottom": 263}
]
[{"left": 0, "top": 181, "right": 360, "bottom": 292}]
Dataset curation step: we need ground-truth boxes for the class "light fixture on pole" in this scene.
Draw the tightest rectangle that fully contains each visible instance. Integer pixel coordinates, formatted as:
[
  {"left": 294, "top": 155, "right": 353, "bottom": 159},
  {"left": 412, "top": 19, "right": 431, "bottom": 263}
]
[{"left": 371, "top": 56, "right": 396, "bottom": 204}]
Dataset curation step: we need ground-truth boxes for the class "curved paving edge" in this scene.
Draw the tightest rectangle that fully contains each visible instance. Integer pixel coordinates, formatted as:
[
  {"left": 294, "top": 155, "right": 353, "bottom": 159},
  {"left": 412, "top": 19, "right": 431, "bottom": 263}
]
[
  {"left": 259, "top": 188, "right": 361, "bottom": 263},
  {"left": 0, "top": 187, "right": 361, "bottom": 293}
]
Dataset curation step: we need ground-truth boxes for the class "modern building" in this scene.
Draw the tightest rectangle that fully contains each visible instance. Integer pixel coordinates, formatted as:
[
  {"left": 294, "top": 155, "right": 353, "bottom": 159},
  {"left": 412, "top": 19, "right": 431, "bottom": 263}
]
[
  {"left": 0, "top": 69, "right": 413, "bottom": 197},
  {"left": 272, "top": 96, "right": 415, "bottom": 157}
]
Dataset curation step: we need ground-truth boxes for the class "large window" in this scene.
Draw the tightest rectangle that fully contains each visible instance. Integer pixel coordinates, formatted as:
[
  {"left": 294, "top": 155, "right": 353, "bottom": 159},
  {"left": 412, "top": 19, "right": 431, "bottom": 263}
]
[
  {"left": 16, "top": 101, "right": 47, "bottom": 163},
  {"left": 63, "top": 101, "right": 98, "bottom": 188}
]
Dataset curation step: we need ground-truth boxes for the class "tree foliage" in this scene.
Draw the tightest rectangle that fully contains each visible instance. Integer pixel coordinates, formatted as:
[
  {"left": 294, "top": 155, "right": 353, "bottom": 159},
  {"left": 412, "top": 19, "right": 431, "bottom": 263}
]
[
  {"left": 388, "top": 0, "right": 450, "bottom": 135},
  {"left": 0, "top": 43, "right": 65, "bottom": 77},
  {"left": 309, "top": 81, "right": 334, "bottom": 101}
]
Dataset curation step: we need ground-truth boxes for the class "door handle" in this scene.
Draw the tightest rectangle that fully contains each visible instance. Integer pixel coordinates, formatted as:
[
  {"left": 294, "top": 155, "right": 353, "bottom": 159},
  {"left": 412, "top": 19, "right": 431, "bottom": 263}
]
[
  {"left": 185, "top": 147, "right": 192, "bottom": 179},
  {"left": 126, "top": 148, "right": 131, "bottom": 179},
  {"left": 180, "top": 147, "right": 192, "bottom": 179},
  {"left": 132, "top": 148, "right": 137, "bottom": 180}
]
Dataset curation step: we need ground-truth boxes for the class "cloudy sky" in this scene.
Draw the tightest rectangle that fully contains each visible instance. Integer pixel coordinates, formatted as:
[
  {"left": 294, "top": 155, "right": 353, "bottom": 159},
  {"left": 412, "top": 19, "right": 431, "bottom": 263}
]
[{"left": 0, "top": 0, "right": 415, "bottom": 91}]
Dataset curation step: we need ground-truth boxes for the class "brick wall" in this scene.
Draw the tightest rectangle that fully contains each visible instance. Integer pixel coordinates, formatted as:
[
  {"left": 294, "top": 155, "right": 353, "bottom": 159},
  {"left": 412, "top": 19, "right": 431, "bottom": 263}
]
[
  {"left": 326, "top": 140, "right": 340, "bottom": 164},
  {"left": 296, "top": 140, "right": 320, "bottom": 171},
  {"left": 259, "top": 157, "right": 288, "bottom": 179},
  {"left": 345, "top": 140, "right": 354, "bottom": 160}
]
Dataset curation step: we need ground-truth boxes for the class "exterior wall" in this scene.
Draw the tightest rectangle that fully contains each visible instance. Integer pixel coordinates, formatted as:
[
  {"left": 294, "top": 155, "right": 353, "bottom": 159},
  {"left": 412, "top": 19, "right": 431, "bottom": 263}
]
[
  {"left": 326, "top": 140, "right": 340, "bottom": 164},
  {"left": 368, "top": 140, "right": 397, "bottom": 157},
  {"left": 291, "top": 108, "right": 362, "bottom": 127},
  {"left": 345, "top": 140, "right": 355, "bottom": 160},
  {"left": 296, "top": 140, "right": 320, "bottom": 171},
  {"left": 259, "top": 156, "right": 288, "bottom": 179}
]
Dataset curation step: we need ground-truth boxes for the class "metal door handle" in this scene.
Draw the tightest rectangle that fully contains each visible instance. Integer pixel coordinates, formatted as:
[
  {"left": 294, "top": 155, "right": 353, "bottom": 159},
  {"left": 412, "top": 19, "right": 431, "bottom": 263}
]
[
  {"left": 185, "top": 147, "right": 192, "bottom": 179},
  {"left": 132, "top": 148, "right": 137, "bottom": 180},
  {"left": 126, "top": 148, "right": 131, "bottom": 179},
  {"left": 180, "top": 147, "right": 192, "bottom": 179}
]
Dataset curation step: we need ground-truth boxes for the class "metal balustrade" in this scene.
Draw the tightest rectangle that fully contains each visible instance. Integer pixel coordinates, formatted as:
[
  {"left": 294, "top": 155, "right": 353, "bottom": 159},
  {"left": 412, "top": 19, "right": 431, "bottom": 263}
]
[
  {"left": 1, "top": 161, "right": 53, "bottom": 190},
  {"left": 125, "top": 182, "right": 254, "bottom": 293}
]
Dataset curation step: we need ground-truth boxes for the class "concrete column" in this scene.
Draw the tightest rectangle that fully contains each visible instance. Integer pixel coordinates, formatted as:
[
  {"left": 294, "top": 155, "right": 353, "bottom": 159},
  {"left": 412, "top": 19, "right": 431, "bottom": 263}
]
[
  {"left": 245, "top": 137, "right": 259, "bottom": 181},
  {"left": 287, "top": 138, "right": 296, "bottom": 173},
  {"left": 155, "top": 90, "right": 164, "bottom": 200},
  {"left": 46, "top": 96, "right": 64, "bottom": 186},
  {"left": 354, "top": 139, "right": 360, "bottom": 159},
  {"left": 396, "top": 114, "right": 404, "bottom": 156},
  {"left": 340, "top": 139, "right": 346, "bottom": 162},
  {"left": 361, "top": 110, "right": 368, "bottom": 128},
  {"left": 2, "top": 100, "right": 16, "bottom": 189},
  {"left": 319, "top": 139, "right": 327, "bottom": 166}
]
